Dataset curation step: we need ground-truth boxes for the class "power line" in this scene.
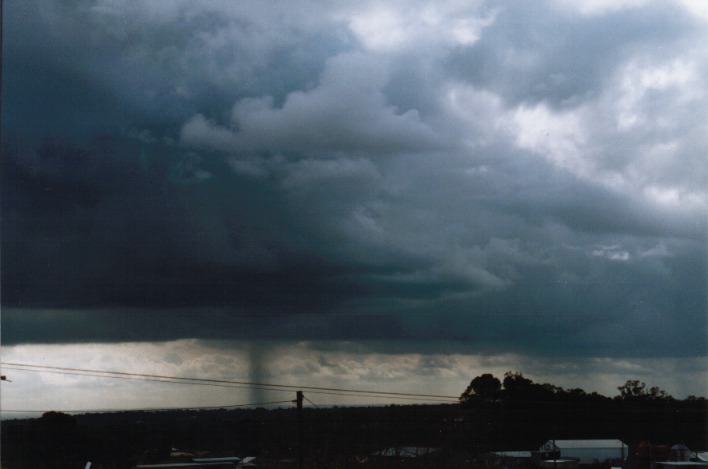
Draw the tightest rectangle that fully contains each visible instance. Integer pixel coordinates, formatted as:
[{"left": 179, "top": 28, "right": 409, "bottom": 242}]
[
  {"left": 1, "top": 366, "right": 289, "bottom": 394},
  {"left": 0, "top": 399, "right": 294, "bottom": 415},
  {"left": 0, "top": 362, "right": 461, "bottom": 402},
  {"left": 2, "top": 365, "right": 458, "bottom": 403},
  {"left": 303, "top": 394, "right": 319, "bottom": 409},
  {"left": 286, "top": 388, "right": 458, "bottom": 402},
  {"left": 3, "top": 361, "right": 458, "bottom": 398}
]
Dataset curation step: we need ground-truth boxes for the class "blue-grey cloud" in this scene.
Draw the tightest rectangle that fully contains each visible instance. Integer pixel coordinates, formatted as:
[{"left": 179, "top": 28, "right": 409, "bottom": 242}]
[{"left": 2, "top": 0, "right": 705, "bottom": 362}]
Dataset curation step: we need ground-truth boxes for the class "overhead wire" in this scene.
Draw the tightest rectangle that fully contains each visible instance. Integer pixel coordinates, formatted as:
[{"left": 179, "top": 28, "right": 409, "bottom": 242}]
[
  {"left": 0, "top": 361, "right": 461, "bottom": 402},
  {"left": 4, "top": 365, "right": 458, "bottom": 402},
  {"left": 0, "top": 400, "right": 295, "bottom": 415},
  {"left": 0, "top": 361, "right": 460, "bottom": 414},
  {"left": 1, "top": 365, "right": 291, "bottom": 395},
  {"left": 1, "top": 365, "right": 457, "bottom": 402},
  {"left": 302, "top": 394, "right": 320, "bottom": 409}
]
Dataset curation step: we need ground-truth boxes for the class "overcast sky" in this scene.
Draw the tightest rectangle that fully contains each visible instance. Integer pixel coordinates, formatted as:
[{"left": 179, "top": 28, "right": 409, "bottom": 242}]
[{"left": 2, "top": 0, "right": 706, "bottom": 413}]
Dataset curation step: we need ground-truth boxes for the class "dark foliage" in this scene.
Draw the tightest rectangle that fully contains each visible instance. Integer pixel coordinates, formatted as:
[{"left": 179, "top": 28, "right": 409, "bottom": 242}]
[
  {"left": 460, "top": 373, "right": 502, "bottom": 402},
  {"left": 458, "top": 372, "right": 707, "bottom": 453}
]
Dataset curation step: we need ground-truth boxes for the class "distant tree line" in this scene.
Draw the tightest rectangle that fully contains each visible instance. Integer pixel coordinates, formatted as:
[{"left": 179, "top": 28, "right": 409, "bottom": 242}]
[
  {"left": 460, "top": 372, "right": 687, "bottom": 404},
  {"left": 458, "top": 371, "right": 706, "bottom": 453}
]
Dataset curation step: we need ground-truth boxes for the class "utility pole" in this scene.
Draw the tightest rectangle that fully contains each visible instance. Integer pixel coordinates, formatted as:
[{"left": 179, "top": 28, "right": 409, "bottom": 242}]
[
  {"left": 296, "top": 391, "right": 304, "bottom": 469},
  {"left": 553, "top": 438, "right": 557, "bottom": 469}
]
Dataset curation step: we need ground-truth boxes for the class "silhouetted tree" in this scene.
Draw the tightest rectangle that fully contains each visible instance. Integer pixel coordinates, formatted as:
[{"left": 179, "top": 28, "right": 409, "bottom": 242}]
[
  {"left": 647, "top": 386, "right": 672, "bottom": 401},
  {"left": 618, "top": 380, "right": 647, "bottom": 399},
  {"left": 502, "top": 371, "right": 534, "bottom": 400},
  {"left": 617, "top": 380, "right": 673, "bottom": 401},
  {"left": 460, "top": 373, "right": 501, "bottom": 403}
]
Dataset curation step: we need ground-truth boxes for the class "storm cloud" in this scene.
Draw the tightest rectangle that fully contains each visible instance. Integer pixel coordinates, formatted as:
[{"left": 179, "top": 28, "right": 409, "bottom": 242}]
[{"left": 2, "top": 0, "right": 706, "bottom": 363}]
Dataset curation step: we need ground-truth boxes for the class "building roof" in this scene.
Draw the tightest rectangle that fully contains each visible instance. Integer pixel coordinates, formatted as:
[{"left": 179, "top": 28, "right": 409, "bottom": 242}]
[
  {"left": 543, "top": 440, "right": 627, "bottom": 450},
  {"left": 135, "top": 464, "right": 235, "bottom": 468},
  {"left": 192, "top": 458, "right": 241, "bottom": 463},
  {"left": 372, "top": 447, "right": 439, "bottom": 458},
  {"left": 493, "top": 451, "right": 533, "bottom": 458},
  {"left": 656, "top": 463, "right": 708, "bottom": 468}
]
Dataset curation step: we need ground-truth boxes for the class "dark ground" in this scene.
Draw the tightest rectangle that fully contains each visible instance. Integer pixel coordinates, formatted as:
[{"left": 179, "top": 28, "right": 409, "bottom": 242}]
[{"left": 2, "top": 375, "right": 706, "bottom": 468}]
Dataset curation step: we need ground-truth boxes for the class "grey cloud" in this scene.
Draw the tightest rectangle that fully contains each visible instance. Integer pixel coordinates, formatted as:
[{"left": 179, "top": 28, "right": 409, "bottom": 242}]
[
  {"left": 445, "top": 0, "right": 701, "bottom": 108},
  {"left": 4, "top": 1, "right": 346, "bottom": 143},
  {"left": 181, "top": 53, "right": 442, "bottom": 155},
  {"left": 2, "top": 0, "right": 705, "bottom": 362}
]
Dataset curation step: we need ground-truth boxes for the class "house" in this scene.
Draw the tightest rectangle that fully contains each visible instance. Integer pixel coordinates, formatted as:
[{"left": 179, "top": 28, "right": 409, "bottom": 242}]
[
  {"left": 368, "top": 446, "right": 440, "bottom": 466},
  {"left": 669, "top": 445, "right": 692, "bottom": 462},
  {"left": 539, "top": 459, "right": 579, "bottom": 469},
  {"left": 192, "top": 457, "right": 242, "bottom": 464},
  {"left": 484, "top": 451, "right": 534, "bottom": 467},
  {"left": 239, "top": 457, "right": 257, "bottom": 467},
  {"left": 652, "top": 445, "right": 708, "bottom": 469},
  {"left": 134, "top": 464, "right": 235, "bottom": 468},
  {"left": 367, "top": 447, "right": 469, "bottom": 468},
  {"left": 655, "top": 462, "right": 708, "bottom": 469},
  {"left": 539, "top": 440, "right": 628, "bottom": 465},
  {"left": 134, "top": 454, "right": 243, "bottom": 468},
  {"left": 371, "top": 447, "right": 440, "bottom": 458}
]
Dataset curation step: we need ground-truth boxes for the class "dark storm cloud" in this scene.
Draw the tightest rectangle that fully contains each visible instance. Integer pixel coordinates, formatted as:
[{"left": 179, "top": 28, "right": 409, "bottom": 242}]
[{"left": 2, "top": 0, "right": 706, "bottom": 360}]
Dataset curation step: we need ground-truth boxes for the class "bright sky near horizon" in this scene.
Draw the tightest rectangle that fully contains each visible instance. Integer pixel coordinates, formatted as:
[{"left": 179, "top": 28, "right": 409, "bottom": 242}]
[{"left": 1, "top": 0, "right": 706, "bottom": 414}]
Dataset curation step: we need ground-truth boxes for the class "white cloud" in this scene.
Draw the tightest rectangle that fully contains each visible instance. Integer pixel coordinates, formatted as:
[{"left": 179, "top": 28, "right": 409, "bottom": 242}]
[
  {"left": 511, "top": 103, "right": 592, "bottom": 179},
  {"left": 552, "top": 0, "right": 649, "bottom": 16},
  {"left": 344, "top": 0, "right": 493, "bottom": 52},
  {"left": 591, "top": 245, "right": 632, "bottom": 261},
  {"left": 676, "top": 0, "right": 708, "bottom": 20},
  {"left": 500, "top": 53, "right": 706, "bottom": 223},
  {"left": 443, "top": 83, "right": 506, "bottom": 147},
  {"left": 615, "top": 59, "right": 700, "bottom": 132}
]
